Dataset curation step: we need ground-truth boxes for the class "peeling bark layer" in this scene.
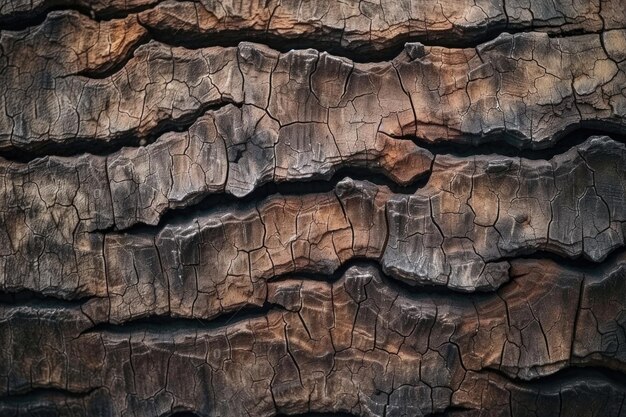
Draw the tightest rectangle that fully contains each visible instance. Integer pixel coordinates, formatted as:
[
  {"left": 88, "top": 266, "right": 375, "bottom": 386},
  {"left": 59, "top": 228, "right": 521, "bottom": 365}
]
[{"left": 1, "top": 2, "right": 626, "bottom": 416}]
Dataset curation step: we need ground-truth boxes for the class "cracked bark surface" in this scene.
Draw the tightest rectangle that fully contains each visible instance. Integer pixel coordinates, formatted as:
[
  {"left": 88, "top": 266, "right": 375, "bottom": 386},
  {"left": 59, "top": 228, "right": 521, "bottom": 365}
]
[{"left": 1, "top": 2, "right": 626, "bottom": 416}]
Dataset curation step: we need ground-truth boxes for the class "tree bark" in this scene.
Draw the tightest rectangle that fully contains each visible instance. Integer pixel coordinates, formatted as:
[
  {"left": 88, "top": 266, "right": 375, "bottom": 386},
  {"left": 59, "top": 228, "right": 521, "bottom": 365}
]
[{"left": 1, "top": 1, "right": 626, "bottom": 416}]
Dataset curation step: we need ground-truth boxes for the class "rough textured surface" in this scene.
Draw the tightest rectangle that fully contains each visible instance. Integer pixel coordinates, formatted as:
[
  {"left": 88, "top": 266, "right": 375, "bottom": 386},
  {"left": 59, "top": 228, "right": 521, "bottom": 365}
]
[
  {"left": 3, "top": 28, "right": 626, "bottom": 155},
  {"left": 1, "top": 1, "right": 626, "bottom": 416}
]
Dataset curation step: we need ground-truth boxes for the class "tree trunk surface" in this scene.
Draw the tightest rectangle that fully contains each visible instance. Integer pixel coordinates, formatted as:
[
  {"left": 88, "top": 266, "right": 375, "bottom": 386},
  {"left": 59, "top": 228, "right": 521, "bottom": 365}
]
[{"left": 1, "top": 0, "right": 626, "bottom": 415}]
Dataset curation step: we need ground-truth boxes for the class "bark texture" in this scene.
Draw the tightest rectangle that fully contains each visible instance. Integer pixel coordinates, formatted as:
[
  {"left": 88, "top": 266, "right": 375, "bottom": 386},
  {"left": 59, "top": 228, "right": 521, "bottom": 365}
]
[{"left": 1, "top": 1, "right": 626, "bottom": 416}]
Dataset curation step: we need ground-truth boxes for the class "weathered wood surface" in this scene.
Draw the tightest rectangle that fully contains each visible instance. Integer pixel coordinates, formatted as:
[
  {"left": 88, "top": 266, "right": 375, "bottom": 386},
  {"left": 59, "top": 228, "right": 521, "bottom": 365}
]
[{"left": 1, "top": 1, "right": 626, "bottom": 416}]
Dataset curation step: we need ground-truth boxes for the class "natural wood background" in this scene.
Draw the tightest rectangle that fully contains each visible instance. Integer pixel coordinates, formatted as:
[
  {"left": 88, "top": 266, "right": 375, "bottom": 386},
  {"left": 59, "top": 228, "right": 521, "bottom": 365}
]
[{"left": 1, "top": 0, "right": 626, "bottom": 415}]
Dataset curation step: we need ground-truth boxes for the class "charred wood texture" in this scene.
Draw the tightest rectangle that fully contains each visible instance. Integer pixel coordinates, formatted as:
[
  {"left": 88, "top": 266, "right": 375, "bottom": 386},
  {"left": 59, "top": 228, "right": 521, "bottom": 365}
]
[{"left": 1, "top": 1, "right": 626, "bottom": 416}]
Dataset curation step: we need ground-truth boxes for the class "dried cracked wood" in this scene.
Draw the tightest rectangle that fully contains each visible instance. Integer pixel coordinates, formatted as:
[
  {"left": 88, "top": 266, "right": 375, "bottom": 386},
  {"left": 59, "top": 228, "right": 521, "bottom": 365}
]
[{"left": 1, "top": 1, "right": 626, "bottom": 417}]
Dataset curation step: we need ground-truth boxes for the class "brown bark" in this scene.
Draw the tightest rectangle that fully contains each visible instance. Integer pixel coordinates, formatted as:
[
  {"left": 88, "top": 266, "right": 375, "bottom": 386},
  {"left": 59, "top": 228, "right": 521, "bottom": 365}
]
[{"left": 1, "top": 1, "right": 626, "bottom": 416}]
